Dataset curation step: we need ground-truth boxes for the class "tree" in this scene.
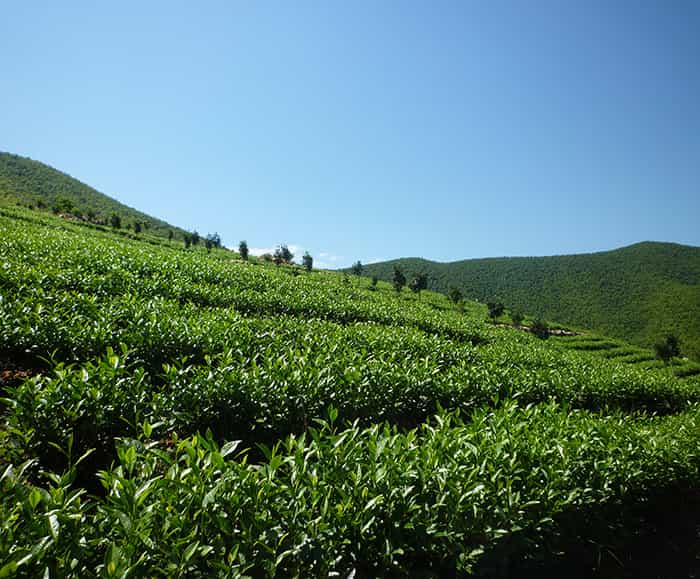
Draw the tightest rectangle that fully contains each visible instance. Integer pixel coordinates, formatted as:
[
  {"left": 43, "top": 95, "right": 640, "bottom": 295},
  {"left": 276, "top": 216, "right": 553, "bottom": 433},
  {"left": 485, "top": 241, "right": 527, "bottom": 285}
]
[
  {"left": 110, "top": 213, "right": 121, "bottom": 229},
  {"left": 168, "top": 230, "right": 174, "bottom": 241},
  {"left": 184, "top": 234, "right": 192, "bottom": 249},
  {"left": 53, "top": 197, "right": 75, "bottom": 214},
  {"left": 191, "top": 231, "right": 200, "bottom": 246},
  {"left": 448, "top": 286, "right": 463, "bottom": 305},
  {"left": 654, "top": 334, "right": 681, "bottom": 364},
  {"left": 133, "top": 222, "right": 142, "bottom": 234},
  {"left": 410, "top": 272, "right": 428, "bottom": 296},
  {"left": 511, "top": 311, "right": 524, "bottom": 327},
  {"left": 274, "top": 244, "right": 294, "bottom": 265},
  {"left": 205, "top": 233, "right": 221, "bottom": 252},
  {"left": 302, "top": 251, "right": 313, "bottom": 271},
  {"left": 370, "top": 275, "right": 379, "bottom": 290},
  {"left": 531, "top": 319, "right": 549, "bottom": 340},
  {"left": 487, "top": 302, "right": 504, "bottom": 321},
  {"left": 351, "top": 261, "right": 363, "bottom": 277},
  {"left": 392, "top": 266, "right": 406, "bottom": 293},
  {"left": 239, "top": 240, "right": 249, "bottom": 261}
]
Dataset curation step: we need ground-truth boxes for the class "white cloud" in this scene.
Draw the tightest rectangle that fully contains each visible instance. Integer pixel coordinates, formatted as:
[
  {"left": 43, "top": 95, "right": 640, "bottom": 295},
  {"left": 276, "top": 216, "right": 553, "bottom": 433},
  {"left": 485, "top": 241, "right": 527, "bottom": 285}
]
[
  {"left": 315, "top": 251, "right": 344, "bottom": 269},
  {"left": 319, "top": 252, "right": 340, "bottom": 262},
  {"left": 249, "top": 246, "right": 276, "bottom": 257},
  {"left": 246, "top": 244, "right": 346, "bottom": 269}
]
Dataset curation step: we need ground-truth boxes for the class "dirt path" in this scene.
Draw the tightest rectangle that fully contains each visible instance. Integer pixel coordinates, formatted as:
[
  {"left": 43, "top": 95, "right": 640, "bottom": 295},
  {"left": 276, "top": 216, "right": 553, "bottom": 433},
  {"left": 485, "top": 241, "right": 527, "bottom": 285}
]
[
  {"left": 0, "top": 358, "right": 36, "bottom": 391},
  {"left": 495, "top": 323, "right": 579, "bottom": 337}
]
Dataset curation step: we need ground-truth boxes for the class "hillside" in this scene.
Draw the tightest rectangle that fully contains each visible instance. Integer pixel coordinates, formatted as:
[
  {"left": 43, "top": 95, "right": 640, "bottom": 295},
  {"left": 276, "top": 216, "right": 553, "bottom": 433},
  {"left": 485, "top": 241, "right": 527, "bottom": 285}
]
[
  {"left": 1, "top": 206, "right": 699, "bottom": 576},
  {"left": 0, "top": 152, "right": 187, "bottom": 239},
  {"left": 361, "top": 242, "right": 700, "bottom": 361}
]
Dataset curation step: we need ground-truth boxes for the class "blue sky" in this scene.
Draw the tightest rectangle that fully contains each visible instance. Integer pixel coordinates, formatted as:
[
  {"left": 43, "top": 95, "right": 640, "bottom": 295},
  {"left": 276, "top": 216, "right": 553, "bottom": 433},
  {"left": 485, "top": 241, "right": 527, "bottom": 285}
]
[{"left": 2, "top": 1, "right": 699, "bottom": 268}]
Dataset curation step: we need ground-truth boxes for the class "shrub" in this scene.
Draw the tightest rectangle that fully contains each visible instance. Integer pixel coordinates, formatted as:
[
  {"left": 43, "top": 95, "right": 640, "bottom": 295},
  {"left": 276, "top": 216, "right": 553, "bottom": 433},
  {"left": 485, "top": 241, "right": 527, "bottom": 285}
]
[
  {"left": 487, "top": 302, "right": 504, "bottom": 321},
  {"left": 531, "top": 318, "right": 550, "bottom": 340},
  {"left": 239, "top": 240, "right": 249, "bottom": 260},
  {"left": 302, "top": 252, "right": 313, "bottom": 271},
  {"left": 448, "top": 285, "right": 463, "bottom": 305},
  {"left": 655, "top": 334, "right": 681, "bottom": 364},
  {"left": 393, "top": 266, "right": 406, "bottom": 293}
]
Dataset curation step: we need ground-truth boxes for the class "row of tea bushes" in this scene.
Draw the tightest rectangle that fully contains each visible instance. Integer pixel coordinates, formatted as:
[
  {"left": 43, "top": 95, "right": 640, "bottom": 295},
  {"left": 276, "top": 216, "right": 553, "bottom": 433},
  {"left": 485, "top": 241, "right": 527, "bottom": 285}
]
[{"left": 2, "top": 402, "right": 699, "bottom": 577}]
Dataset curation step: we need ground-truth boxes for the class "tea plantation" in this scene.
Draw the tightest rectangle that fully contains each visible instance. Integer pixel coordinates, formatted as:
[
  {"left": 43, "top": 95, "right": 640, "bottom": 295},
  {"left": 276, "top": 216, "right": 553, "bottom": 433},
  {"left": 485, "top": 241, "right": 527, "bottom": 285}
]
[{"left": 1, "top": 206, "right": 699, "bottom": 577}]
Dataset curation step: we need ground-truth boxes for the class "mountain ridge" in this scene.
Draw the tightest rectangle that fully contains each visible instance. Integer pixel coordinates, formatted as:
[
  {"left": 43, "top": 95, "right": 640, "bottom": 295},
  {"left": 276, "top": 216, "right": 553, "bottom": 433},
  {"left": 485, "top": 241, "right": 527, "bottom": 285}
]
[{"left": 384, "top": 240, "right": 700, "bottom": 264}]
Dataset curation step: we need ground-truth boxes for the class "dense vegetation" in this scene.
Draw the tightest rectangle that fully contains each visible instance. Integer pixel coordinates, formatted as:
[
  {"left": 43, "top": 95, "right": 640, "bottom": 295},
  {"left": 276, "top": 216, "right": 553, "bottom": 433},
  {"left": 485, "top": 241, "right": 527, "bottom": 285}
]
[
  {"left": 0, "top": 152, "right": 187, "bottom": 240},
  {"left": 1, "top": 207, "right": 699, "bottom": 577},
  {"left": 361, "top": 243, "right": 700, "bottom": 361}
]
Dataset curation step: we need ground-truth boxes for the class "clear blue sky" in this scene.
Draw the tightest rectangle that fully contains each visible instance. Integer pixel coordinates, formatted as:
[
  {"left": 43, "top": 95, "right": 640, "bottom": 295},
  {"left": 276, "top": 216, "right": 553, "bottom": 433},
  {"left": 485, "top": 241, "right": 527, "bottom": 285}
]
[{"left": 2, "top": 1, "right": 699, "bottom": 267}]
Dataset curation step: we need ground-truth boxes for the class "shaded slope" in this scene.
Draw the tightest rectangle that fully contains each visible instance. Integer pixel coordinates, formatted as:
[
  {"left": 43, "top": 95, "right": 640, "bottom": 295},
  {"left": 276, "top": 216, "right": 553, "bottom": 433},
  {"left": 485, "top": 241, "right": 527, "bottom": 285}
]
[
  {"left": 0, "top": 151, "right": 186, "bottom": 239},
  {"left": 362, "top": 242, "right": 700, "bottom": 360}
]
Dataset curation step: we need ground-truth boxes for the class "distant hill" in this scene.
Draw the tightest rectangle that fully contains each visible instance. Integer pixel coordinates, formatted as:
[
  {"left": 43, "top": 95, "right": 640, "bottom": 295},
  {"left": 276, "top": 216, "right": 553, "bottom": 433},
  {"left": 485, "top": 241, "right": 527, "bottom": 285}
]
[
  {"left": 0, "top": 152, "right": 187, "bottom": 239},
  {"left": 361, "top": 242, "right": 700, "bottom": 361}
]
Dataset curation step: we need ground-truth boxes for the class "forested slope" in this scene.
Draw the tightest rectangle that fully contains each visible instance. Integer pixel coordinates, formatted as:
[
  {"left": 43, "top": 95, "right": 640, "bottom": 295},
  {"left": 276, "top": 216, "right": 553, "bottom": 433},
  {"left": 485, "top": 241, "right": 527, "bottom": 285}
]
[
  {"left": 0, "top": 152, "right": 186, "bottom": 239},
  {"left": 362, "top": 242, "right": 700, "bottom": 360}
]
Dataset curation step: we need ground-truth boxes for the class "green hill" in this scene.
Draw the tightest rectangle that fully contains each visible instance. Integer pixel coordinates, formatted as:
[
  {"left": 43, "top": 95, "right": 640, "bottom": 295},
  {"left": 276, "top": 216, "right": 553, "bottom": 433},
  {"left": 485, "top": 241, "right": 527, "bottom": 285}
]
[
  {"left": 1, "top": 206, "right": 699, "bottom": 576},
  {"left": 361, "top": 242, "right": 700, "bottom": 361},
  {"left": 0, "top": 151, "right": 187, "bottom": 239}
]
